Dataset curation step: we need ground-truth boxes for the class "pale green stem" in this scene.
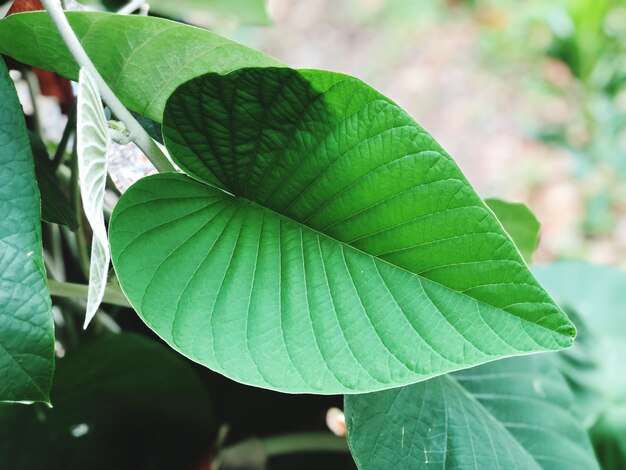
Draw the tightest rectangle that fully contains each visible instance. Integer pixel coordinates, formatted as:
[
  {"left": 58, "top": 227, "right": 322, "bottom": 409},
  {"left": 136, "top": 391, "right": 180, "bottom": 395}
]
[
  {"left": 24, "top": 70, "right": 42, "bottom": 136},
  {"left": 52, "top": 103, "right": 76, "bottom": 169},
  {"left": 117, "top": 0, "right": 145, "bottom": 15},
  {"left": 40, "top": 0, "right": 175, "bottom": 173},
  {"left": 263, "top": 433, "right": 349, "bottom": 456},
  {"left": 214, "top": 433, "right": 349, "bottom": 469},
  {"left": 70, "top": 138, "right": 90, "bottom": 279},
  {"left": 47, "top": 280, "right": 132, "bottom": 308}
]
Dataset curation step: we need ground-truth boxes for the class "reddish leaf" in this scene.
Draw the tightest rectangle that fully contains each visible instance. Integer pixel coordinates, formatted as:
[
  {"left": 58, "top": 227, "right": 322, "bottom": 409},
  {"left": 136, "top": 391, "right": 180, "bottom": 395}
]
[{"left": 6, "top": 0, "right": 44, "bottom": 15}]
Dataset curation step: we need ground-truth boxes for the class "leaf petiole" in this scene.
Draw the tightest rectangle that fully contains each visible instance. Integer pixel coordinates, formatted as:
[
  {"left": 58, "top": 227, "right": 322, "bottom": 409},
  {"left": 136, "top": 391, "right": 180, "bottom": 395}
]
[
  {"left": 47, "top": 280, "right": 131, "bottom": 308},
  {"left": 40, "top": 0, "right": 175, "bottom": 173}
]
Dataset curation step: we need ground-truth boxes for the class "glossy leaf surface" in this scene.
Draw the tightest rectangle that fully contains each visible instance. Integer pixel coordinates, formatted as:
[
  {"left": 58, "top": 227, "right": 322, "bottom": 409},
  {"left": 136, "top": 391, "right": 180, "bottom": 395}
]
[
  {"left": 110, "top": 67, "right": 574, "bottom": 394},
  {"left": 0, "top": 58, "right": 54, "bottom": 402}
]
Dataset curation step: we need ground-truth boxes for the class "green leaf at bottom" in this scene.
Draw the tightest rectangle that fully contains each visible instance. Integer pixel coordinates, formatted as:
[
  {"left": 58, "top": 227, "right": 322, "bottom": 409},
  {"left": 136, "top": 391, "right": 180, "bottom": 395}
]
[{"left": 345, "top": 355, "right": 599, "bottom": 469}]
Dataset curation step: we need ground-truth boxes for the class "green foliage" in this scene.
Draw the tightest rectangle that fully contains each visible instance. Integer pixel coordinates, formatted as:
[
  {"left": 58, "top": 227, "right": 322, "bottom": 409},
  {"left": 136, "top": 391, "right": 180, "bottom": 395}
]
[
  {"left": 535, "top": 261, "right": 626, "bottom": 467},
  {"left": 345, "top": 355, "right": 598, "bottom": 470},
  {"left": 485, "top": 198, "right": 540, "bottom": 263},
  {"left": 109, "top": 67, "right": 573, "bottom": 394},
  {"left": 0, "top": 333, "right": 213, "bottom": 470},
  {"left": 29, "top": 131, "right": 78, "bottom": 230},
  {"left": 0, "top": 58, "right": 55, "bottom": 403},
  {"left": 0, "top": 12, "right": 281, "bottom": 122}
]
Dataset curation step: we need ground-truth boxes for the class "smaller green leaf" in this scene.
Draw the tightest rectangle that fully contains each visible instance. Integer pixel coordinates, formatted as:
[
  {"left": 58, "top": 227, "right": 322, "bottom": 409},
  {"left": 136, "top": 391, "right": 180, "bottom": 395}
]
[
  {"left": 485, "top": 198, "right": 540, "bottom": 263},
  {"left": 76, "top": 68, "right": 111, "bottom": 329},
  {"left": 345, "top": 355, "right": 599, "bottom": 470},
  {"left": 29, "top": 131, "right": 78, "bottom": 230}
]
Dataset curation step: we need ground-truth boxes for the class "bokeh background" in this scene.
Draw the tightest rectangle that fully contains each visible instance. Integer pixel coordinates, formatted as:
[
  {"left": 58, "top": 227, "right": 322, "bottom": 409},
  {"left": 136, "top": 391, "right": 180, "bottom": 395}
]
[{"left": 218, "top": 0, "right": 626, "bottom": 266}]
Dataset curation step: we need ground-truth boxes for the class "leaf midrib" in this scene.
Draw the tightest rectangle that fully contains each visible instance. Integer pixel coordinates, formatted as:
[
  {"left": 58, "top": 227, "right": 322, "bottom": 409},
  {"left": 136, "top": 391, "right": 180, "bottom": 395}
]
[{"left": 227, "top": 191, "right": 572, "bottom": 344}]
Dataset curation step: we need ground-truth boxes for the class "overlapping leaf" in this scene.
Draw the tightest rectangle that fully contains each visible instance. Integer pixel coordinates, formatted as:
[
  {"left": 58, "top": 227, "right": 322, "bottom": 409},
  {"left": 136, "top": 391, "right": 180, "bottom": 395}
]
[
  {"left": 344, "top": 261, "right": 610, "bottom": 470},
  {"left": 0, "top": 58, "right": 54, "bottom": 402},
  {"left": 485, "top": 198, "right": 540, "bottom": 263},
  {"left": 109, "top": 67, "right": 574, "bottom": 394},
  {"left": 344, "top": 356, "right": 599, "bottom": 469},
  {"left": 0, "top": 12, "right": 281, "bottom": 122},
  {"left": 76, "top": 68, "right": 111, "bottom": 328}
]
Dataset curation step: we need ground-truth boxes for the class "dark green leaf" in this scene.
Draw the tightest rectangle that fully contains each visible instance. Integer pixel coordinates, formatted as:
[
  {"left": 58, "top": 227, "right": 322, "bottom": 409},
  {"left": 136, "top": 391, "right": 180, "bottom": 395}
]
[
  {"left": 0, "top": 12, "right": 281, "bottom": 122},
  {"left": 485, "top": 198, "right": 540, "bottom": 263},
  {"left": 0, "top": 332, "right": 214, "bottom": 470},
  {"left": 0, "top": 58, "right": 54, "bottom": 403},
  {"left": 109, "top": 68, "right": 574, "bottom": 394},
  {"left": 29, "top": 132, "right": 78, "bottom": 230},
  {"left": 345, "top": 355, "right": 599, "bottom": 469},
  {"left": 130, "top": 110, "right": 162, "bottom": 144},
  {"left": 591, "top": 405, "right": 626, "bottom": 470}
]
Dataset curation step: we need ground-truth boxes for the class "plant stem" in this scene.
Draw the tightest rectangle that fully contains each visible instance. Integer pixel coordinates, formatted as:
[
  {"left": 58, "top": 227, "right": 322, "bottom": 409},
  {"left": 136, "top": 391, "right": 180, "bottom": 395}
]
[
  {"left": 40, "top": 0, "right": 175, "bottom": 173},
  {"left": 117, "top": 0, "right": 145, "bottom": 15},
  {"left": 214, "top": 433, "right": 348, "bottom": 469},
  {"left": 24, "top": 70, "right": 42, "bottom": 136},
  {"left": 263, "top": 433, "right": 349, "bottom": 456},
  {"left": 52, "top": 102, "right": 76, "bottom": 170},
  {"left": 70, "top": 138, "right": 91, "bottom": 279},
  {"left": 47, "top": 280, "right": 132, "bottom": 308}
]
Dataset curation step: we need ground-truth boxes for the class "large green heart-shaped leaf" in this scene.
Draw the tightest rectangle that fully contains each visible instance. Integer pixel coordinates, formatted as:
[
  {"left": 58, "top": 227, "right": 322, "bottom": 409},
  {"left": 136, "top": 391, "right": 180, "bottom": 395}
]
[
  {"left": 0, "top": 12, "right": 281, "bottom": 122},
  {"left": 0, "top": 58, "right": 54, "bottom": 402},
  {"left": 344, "top": 355, "right": 599, "bottom": 469},
  {"left": 109, "top": 67, "right": 574, "bottom": 394},
  {"left": 0, "top": 332, "right": 214, "bottom": 470}
]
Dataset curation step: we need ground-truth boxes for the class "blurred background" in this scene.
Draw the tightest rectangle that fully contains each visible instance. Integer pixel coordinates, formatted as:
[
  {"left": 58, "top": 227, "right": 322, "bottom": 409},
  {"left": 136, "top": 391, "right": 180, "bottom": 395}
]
[
  {"left": 6, "top": 0, "right": 626, "bottom": 265},
  {"left": 216, "top": 0, "right": 626, "bottom": 266}
]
